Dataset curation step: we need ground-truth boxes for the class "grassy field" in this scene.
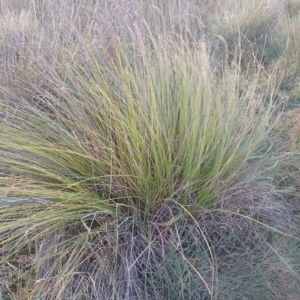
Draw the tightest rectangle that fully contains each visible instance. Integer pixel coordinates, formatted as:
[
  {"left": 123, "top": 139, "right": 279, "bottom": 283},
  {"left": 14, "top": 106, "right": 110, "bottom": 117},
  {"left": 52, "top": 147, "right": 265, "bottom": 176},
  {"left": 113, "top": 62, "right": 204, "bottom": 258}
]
[{"left": 0, "top": 0, "right": 300, "bottom": 299}]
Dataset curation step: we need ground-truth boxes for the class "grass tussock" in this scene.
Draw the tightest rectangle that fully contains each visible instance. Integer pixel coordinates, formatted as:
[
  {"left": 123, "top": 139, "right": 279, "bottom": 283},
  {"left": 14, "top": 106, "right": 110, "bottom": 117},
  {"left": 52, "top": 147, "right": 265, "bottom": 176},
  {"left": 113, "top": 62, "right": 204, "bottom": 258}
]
[{"left": 0, "top": 0, "right": 300, "bottom": 299}]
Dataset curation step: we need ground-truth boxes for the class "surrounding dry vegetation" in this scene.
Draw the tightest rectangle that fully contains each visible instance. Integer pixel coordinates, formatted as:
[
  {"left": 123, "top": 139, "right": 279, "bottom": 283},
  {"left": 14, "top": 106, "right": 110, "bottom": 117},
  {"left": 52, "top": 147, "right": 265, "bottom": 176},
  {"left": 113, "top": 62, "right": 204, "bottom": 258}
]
[{"left": 0, "top": 0, "right": 300, "bottom": 299}]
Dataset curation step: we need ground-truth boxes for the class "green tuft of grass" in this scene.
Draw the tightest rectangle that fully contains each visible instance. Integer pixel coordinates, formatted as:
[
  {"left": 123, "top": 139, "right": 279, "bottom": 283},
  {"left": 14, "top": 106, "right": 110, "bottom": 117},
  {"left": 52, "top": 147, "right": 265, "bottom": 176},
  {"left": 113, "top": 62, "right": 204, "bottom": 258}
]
[{"left": 0, "top": 1, "right": 300, "bottom": 299}]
